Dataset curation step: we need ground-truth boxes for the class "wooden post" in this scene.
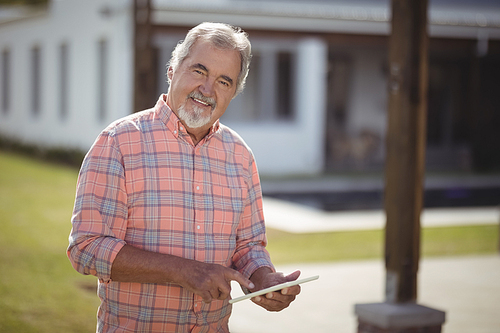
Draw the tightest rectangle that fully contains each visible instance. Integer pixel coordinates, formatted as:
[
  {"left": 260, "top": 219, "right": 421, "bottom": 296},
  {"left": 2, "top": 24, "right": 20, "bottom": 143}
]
[
  {"left": 355, "top": 1, "right": 445, "bottom": 330},
  {"left": 133, "top": 0, "right": 156, "bottom": 112},
  {"left": 383, "top": 0, "right": 429, "bottom": 304}
]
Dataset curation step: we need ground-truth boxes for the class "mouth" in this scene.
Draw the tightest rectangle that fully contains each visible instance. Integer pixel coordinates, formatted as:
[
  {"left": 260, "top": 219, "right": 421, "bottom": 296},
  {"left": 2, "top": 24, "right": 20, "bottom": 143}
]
[
  {"left": 188, "top": 92, "right": 216, "bottom": 110},
  {"left": 192, "top": 97, "right": 211, "bottom": 107}
]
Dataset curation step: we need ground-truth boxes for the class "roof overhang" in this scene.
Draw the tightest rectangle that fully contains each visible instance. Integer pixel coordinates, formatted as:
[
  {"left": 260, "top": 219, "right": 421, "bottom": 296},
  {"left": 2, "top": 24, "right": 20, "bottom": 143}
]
[
  {"left": 0, "top": 4, "right": 48, "bottom": 26},
  {"left": 152, "top": 0, "right": 500, "bottom": 40}
]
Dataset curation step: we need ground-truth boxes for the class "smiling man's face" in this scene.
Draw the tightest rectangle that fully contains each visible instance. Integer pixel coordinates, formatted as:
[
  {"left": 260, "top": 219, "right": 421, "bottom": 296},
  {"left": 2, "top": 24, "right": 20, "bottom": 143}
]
[{"left": 166, "top": 38, "right": 241, "bottom": 137}]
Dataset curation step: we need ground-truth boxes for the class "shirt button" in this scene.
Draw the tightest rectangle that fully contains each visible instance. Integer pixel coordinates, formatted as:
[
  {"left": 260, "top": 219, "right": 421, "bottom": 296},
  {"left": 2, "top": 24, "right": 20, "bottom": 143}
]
[
  {"left": 197, "top": 225, "right": 201, "bottom": 230},
  {"left": 196, "top": 186, "right": 200, "bottom": 190},
  {"left": 173, "top": 130, "right": 177, "bottom": 134},
  {"left": 180, "top": 126, "right": 184, "bottom": 131}
]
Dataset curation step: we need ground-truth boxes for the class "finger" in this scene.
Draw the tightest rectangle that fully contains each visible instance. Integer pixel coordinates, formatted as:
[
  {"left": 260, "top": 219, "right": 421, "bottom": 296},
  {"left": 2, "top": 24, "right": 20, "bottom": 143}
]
[
  {"left": 266, "top": 290, "right": 298, "bottom": 302},
  {"left": 209, "top": 287, "right": 220, "bottom": 301},
  {"left": 217, "top": 284, "right": 231, "bottom": 300},
  {"left": 252, "top": 294, "right": 294, "bottom": 312},
  {"left": 281, "top": 284, "right": 301, "bottom": 296},
  {"left": 272, "top": 270, "right": 300, "bottom": 296},
  {"left": 201, "top": 291, "right": 213, "bottom": 304},
  {"left": 267, "top": 292, "right": 296, "bottom": 304},
  {"left": 206, "top": 277, "right": 230, "bottom": 301},
  {"left": 225, "top": 269, "right": 255, "bottom": 290}
]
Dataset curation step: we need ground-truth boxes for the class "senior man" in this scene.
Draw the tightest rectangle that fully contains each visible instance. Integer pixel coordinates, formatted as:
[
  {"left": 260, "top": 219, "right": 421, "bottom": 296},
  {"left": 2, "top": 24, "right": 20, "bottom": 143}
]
[{"left": 68, "top": 22, "right": 300, "bottom": 332}]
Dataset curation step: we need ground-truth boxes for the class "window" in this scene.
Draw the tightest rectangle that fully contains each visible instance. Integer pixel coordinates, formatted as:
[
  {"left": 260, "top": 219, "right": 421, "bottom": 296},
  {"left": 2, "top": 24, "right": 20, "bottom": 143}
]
[
  {"left": 223, "top": 41, "right": 296, "bottom": 123},
  {"left": 97, "top": 39, "right": 108, "bottom": 121},
  {"left": 222, "top": 52, "right": 261, "bottom": 123},
  {"left": 1, "top": 49, "right": 10, "bottom": 114},
  {"left": 59, "top": 43, "right": 69, "bottom": 120},
  {"left": 276, "top": 51, "right": 294, "bottom": 119},
  {"left": 31, "top": 46, "right": 41, "bottom": 116}
]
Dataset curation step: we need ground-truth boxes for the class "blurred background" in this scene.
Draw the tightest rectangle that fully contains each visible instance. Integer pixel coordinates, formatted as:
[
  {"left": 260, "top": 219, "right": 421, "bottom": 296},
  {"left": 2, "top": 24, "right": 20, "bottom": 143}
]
[
  {"left": 0, "top": 0, "right": 499, "bottom": 332},
  {"left": 1, "top": 0, "right": 500, "bottom": 210}
]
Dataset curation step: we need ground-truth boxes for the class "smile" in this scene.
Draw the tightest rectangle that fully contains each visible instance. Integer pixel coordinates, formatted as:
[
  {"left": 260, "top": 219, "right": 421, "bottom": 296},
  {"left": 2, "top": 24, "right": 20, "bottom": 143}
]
[
  {"left": 192, "top": 97, "right": 211, "bottom": 107},
  {"left": 187, "top": 91, "right": 217, "bottom": 111}
]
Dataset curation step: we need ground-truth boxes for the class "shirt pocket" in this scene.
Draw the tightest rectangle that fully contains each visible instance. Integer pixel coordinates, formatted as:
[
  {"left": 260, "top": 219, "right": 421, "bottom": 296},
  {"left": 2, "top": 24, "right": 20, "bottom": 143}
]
[{"left": 211, "top": 185, "right": 247, "bottom": 237}]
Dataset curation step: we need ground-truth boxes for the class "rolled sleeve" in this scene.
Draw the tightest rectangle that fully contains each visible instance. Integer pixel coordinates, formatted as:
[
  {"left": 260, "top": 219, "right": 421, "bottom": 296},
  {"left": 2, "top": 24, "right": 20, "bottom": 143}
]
[
  {"left": 67, "top": 130, "right": 128, "bottom": 282},
  {"left": 233, "top": 244, "right": 275, "bottom": 279},
  {"left": 232, "top": 156, "right": 275, "bottom": 278}
]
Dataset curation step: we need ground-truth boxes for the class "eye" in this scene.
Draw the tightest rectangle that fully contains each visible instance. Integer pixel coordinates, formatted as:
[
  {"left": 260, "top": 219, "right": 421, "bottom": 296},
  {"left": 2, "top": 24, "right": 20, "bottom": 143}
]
[{"left": 219, "top": 80, "right": 230, "bottom": 87}]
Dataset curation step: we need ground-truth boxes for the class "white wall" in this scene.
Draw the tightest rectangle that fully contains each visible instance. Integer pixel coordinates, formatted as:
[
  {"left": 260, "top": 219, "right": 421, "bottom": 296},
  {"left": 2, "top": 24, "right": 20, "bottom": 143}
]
[
  {"left": 0, "top": 0, "right": 134, "bottom": 151},
  {"left": 229, "top": 38, "right": 328, "bottom": 176},
  {"left": 0, "top": 2, "right": 388, "bottom": 176},
  {"left": 347, "top": 47, "right": 387, "bottom": 138},
  {"left": 0, "top": 3, "right": 331, "bottom": 177},
  {"left": 347, "top": 47, "right": 388, "bottom": 162}
]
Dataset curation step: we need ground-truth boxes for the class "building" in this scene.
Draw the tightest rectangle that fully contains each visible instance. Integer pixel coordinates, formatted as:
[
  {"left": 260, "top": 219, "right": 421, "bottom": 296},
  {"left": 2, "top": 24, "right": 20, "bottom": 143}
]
[{"left": 1, "top": 0, "right": 500, "bottom": 176}]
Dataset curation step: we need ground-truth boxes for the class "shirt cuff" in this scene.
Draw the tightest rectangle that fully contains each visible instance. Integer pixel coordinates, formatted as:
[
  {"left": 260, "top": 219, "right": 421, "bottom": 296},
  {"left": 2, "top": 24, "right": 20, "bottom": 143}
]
[
  {"left": 238, "top": 255, "right": 275, "bottom": 279},
  {"left": 92, "top": 236, "right": 127, "bottom": 283}
]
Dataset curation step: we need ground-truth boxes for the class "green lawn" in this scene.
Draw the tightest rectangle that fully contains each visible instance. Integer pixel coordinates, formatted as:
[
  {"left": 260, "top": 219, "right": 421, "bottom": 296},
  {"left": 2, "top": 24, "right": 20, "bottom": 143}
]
[
  {"left": 0, "top": 151, "right": 498, "bottom": 332},
  {"left": 267, "top": 225, "right": 498, "bottom": 265},
  {"left": 0, "top": 152, "right": 99, "bottom": 332}
]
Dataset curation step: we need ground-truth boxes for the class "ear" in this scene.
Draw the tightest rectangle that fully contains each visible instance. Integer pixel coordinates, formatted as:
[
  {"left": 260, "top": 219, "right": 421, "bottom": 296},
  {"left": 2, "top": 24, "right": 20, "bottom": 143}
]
[{"left": 167, "top": 66, "right": 174, "bottom": 81}]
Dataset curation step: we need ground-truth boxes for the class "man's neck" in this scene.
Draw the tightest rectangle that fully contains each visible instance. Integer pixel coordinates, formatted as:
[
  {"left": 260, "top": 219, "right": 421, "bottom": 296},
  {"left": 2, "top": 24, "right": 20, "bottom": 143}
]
[{"left": 186, "top": 127, "right": 210, "bottom": 146}]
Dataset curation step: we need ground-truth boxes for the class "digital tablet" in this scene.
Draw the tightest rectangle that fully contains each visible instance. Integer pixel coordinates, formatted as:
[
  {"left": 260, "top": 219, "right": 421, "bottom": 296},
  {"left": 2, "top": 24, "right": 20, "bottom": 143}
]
[{"left": 229, "top": 275, "right": 319, "bottom": 304}]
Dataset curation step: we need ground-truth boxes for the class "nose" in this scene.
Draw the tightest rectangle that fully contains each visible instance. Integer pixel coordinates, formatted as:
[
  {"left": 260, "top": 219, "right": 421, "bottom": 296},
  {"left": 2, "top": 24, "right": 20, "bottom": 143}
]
[{"left": 199, "top": 77, "right": 215, "bottom": 97}]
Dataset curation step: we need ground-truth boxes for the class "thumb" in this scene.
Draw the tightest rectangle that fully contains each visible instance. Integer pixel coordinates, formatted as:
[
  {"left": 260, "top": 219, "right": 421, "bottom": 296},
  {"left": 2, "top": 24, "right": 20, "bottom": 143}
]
[
  {"left": 284, "top": 270, "right": 301, "bottom": 282},
  {"left": 280, "top": 270, "right": 301, "bottom": 296}
]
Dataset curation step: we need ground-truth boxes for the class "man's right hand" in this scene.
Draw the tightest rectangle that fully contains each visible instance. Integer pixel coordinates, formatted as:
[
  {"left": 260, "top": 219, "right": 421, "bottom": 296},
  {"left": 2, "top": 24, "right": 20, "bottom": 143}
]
[
  {"left": 176, "top": 260, "right": 255, "bottom": 303},
  {"left": 111, "top": 245, "right": 254, "bottom": 303}
]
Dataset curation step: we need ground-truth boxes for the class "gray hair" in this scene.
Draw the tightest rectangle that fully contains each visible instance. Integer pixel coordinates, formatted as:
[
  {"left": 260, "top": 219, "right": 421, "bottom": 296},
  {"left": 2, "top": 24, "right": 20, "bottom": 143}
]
[{"left": 167, "top": 22, "right": 252, "bottom": 97}]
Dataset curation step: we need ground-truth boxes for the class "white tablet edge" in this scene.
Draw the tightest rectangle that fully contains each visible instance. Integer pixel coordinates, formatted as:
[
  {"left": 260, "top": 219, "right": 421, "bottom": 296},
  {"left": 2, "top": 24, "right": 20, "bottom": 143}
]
[{"left": 229, "top": 275, "right": 319, "bottom": 304}]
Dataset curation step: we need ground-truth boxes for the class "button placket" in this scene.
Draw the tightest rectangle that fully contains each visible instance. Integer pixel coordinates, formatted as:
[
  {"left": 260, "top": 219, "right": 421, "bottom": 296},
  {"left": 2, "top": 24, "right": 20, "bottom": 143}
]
[
  {"left": 193, "top": 295, "right": 202, "bottom": 315},
  {"left": 193, "top": 181, "right": 203, "bottom": 234},
  {"left": 192, "top": 147, "right": 205, "bottom": 262}
]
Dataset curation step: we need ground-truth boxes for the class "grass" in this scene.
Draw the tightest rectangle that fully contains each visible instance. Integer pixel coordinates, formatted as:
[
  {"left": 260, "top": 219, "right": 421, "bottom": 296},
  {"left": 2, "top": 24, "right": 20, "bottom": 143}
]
[
  {"left": 0, "top": 151, "right": 99, "bottom": 332},
  {"left": 267, "top": 228, "right": 385, "bottom": 264},
  {"left": 0, "top": 150, "right": 498, "bottom": 332},
  {"left": 267, "top": 225, "right": 499, "bottom": 265}
]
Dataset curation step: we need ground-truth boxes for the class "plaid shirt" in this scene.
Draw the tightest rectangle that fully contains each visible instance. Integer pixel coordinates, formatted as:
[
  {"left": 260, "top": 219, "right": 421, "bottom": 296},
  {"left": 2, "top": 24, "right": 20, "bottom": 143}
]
[{"left": 68, "top": 95, "right": 274, "bottom": 332}]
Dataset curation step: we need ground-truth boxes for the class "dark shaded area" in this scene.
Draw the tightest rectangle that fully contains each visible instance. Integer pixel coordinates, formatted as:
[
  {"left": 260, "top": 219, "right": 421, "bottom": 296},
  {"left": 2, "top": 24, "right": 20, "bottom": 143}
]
[
  {"left": 0, "top": 0, "right": 48, "bottom": 5},
  {"left": 0, "top": 135, "right": 85, "bottom": 168},
  {"left": 266, "top": 186, "right": 500, "bottom": 211}
]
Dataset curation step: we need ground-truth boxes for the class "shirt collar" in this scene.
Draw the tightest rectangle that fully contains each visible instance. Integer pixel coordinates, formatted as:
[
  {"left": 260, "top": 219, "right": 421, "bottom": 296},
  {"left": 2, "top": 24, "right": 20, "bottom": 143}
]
[{"left": 155, "top": 94, "right": 220, "bottom": 143}]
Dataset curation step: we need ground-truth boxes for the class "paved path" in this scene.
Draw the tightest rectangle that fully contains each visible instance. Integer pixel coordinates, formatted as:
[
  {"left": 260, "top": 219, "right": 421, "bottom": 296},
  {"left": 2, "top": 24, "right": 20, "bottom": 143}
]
[
  {"left": 262, "top": 197, "right": 499, "bottom": 233},
  {"left": 229, "top": 256, "right": 500, "bottom": 333},
  {"left": 228, "top": 198, "right": 500, "bottom": 332}
]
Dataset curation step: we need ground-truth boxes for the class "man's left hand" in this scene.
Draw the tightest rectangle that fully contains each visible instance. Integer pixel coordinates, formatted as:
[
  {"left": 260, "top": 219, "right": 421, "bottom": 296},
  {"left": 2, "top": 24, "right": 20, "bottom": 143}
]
[{"left": 248, "top": 267, "right": 301, "bottom": 312}]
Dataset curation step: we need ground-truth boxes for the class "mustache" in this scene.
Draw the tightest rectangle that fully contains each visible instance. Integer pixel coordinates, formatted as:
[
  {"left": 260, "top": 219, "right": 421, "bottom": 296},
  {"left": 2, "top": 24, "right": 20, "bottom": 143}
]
[{"left": 188, "top": 91, "right": 217, "bottom": 111}]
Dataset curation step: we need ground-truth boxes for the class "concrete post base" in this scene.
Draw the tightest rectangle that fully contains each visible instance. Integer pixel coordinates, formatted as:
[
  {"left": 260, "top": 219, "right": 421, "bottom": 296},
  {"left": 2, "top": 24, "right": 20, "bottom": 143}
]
[{"left": 355, "top": 303, "right": 446, "bottom": 333}]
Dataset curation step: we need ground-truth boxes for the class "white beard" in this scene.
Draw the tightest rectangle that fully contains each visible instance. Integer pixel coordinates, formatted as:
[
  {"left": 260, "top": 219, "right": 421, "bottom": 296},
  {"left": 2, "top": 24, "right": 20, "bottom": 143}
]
[
  {"left": 177, "top": 91, "right": 216, "bottom": 128},
  {"left": 177, "top": 103, "right": 212, "bottom": 128}
]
